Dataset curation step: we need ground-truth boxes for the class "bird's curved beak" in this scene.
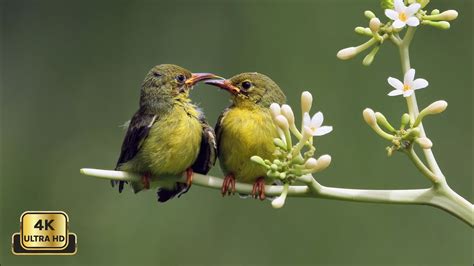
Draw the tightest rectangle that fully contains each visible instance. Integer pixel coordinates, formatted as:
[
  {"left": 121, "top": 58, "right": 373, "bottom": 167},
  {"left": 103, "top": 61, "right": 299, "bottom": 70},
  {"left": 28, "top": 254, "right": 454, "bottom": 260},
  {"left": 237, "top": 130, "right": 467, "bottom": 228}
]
[
  {"left": 205, "top": 79, "right": 240, "bottom": 95},
  {"left": 185, "top": 73, "right": 223, "bottom": 86}
]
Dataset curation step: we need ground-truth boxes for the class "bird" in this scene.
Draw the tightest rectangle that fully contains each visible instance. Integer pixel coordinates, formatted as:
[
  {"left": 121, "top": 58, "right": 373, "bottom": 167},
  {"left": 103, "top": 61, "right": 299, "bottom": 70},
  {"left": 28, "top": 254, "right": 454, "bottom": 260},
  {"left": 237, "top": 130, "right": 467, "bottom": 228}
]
[
  {"left": 113, "top": 64, "right": 218, "bottom": 202},
  {"left": 205, "top": 72, "right": 286, "bottom": 200}
]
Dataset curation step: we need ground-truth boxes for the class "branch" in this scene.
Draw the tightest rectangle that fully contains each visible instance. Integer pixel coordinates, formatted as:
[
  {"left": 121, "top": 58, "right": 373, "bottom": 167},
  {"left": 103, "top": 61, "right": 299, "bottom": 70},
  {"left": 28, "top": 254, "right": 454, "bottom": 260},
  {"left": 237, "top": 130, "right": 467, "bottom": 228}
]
[{"left": 80, "top": 168, "right": 473, "bottom": 226}]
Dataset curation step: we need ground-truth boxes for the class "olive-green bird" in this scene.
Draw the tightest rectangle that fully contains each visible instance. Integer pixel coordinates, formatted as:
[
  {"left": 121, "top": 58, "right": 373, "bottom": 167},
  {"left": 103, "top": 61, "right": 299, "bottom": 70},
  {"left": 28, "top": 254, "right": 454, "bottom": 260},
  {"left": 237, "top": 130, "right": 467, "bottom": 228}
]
[
  {"left": 206, "top": 73, "right": 286, "bottom": 200},
  {"left": 113, "top": 64, "right": 219, "bottom": 202}
]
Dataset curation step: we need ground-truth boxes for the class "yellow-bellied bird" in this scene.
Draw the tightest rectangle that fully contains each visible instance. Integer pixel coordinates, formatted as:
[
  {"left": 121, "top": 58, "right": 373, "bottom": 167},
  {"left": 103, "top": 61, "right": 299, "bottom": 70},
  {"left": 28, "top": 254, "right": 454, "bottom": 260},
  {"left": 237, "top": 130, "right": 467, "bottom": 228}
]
[
  {"left": 206, "top": 73, "right": 286, "bottom": 200},
  {"left": 113, "top": 64, "right": 218, "bottom": 202}
]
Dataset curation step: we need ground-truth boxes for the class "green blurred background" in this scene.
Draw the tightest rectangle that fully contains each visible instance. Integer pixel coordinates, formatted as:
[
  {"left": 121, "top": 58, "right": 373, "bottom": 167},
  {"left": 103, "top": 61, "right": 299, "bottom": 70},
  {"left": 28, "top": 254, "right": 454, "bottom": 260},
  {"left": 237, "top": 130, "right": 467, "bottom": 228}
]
[{"left": 1, "top": 0, "right": 472, "bottom": 265}]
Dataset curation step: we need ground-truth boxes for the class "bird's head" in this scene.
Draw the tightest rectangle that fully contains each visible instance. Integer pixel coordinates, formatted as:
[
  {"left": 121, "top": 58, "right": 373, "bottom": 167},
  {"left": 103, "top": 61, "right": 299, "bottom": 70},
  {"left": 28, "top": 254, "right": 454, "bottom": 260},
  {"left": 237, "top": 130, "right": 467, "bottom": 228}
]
[
  {"left": 205, "top": 72, "right": 286, "bottom": 107},
  {"left": 140, "top": 64, "right": 220, "bottom": 109}
]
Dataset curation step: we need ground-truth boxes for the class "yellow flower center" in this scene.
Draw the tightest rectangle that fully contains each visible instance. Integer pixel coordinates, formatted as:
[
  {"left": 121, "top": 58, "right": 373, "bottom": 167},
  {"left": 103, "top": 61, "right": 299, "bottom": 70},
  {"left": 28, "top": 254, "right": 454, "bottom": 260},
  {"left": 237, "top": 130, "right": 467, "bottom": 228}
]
[
  {"left": 399, "top": 12, "right": 408, "bottom": 22},
  {"left": 403, "top": 84, "right": 411, "bottom": 91}
]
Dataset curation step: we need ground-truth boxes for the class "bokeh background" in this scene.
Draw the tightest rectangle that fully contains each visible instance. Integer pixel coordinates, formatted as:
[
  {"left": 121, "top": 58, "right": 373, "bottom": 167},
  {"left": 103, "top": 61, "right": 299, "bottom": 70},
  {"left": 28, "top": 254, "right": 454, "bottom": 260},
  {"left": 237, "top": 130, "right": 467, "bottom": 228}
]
[{"left": 1, "top": 0, "right": 472, "bottom": 265}]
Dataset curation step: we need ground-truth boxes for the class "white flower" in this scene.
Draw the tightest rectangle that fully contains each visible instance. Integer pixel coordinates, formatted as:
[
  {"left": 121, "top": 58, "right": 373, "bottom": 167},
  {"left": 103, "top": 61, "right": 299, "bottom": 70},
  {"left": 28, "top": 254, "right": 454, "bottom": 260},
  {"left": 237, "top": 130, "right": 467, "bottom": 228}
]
[
  {"left": 385, "top": 0, "right": 421, "bottom": 29},
  {"left": 387, "top": 68, "right": 428, "bottom": 97},
  {"left": 302, "top": 112, "right": 333, "bottom": 136}
]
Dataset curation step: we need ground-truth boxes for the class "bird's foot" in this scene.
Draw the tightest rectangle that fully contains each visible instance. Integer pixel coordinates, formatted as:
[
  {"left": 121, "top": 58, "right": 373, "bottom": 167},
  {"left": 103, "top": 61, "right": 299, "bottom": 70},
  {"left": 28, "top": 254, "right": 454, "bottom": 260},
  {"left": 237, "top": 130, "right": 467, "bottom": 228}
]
[
  {"left": 141, "top": 173, "right": 151, "bottom": 190},
  {"left": 186, "top": 168, "right": 193, "bottom": 188},
  {"left": 221, "top": 174, "right": 236, "bottom": 196},
  {"left": 251, "top": 177, "right": 266, "bottom": 200}
]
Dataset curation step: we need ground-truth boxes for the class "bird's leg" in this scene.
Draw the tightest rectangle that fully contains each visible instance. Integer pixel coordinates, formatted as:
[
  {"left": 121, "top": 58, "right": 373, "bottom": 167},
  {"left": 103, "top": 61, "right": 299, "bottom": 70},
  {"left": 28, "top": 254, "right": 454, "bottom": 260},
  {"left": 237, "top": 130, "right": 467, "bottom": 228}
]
[
  {"left": 186, "top": 168, "right": 194, "bottom": 188},
  {"left": 251, "top": 177, "right": 266, "bottom": 200},
  {"left": 221, "top": 174, "right": 236, "bottom": 196},
  {"left": 141, "top": 172, "right": 151, "bottom": 190}
]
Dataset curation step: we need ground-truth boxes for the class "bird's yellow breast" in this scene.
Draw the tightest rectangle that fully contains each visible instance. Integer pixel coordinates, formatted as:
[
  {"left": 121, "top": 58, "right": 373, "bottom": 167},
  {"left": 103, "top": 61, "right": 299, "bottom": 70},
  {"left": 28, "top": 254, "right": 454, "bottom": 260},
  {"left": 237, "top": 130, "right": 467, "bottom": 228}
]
[
  {"left": 219, "top": 106, "right": 278, "bottom": 183},
  {"left": 135, "top": 103, "right": 202, "bottom": 176}
]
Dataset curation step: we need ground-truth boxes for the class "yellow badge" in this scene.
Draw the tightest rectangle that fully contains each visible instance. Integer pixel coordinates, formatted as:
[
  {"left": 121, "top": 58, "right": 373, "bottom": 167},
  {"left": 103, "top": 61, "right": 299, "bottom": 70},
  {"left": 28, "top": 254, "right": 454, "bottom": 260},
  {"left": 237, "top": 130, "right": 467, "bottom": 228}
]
[{"left": 12, "top": 211, "right": 77, "bottom": 255}]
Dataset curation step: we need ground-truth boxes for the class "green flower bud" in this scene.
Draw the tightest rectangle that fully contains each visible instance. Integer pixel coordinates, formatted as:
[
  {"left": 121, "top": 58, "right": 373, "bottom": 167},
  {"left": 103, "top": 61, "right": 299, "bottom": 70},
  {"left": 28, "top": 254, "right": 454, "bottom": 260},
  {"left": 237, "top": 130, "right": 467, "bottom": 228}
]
[
  {"left": 400, "top": 113, "right": 410, "bottom": 128},
  {"left": 422, "top": 20, "right": 450, "bottom": 30},
  {"left": 403, "top": 128, "right": 420, "bottom": 140},
  {"left": 431, "top": 9, "right": 440, "bottom": 15},
  {"left": 375, "top": 112, "right": 396, "bottom": 132},
  {"left": 363, "top": 45, "right": 380, "bottom": 66},
  {"left": 251, "top": 156, "right": 267, "bottom": 167},
  {"left": 355, "top": 27, "right": 373, "bottom": 36},
  {"left": 364, "top": 10, "right": 376, "bottom": 19},
  {"left": 380, "top": 0, "right": 394, "bottom": 10},
  {"left": 273, "top": 138, "right": 287, "bottom": 149}
]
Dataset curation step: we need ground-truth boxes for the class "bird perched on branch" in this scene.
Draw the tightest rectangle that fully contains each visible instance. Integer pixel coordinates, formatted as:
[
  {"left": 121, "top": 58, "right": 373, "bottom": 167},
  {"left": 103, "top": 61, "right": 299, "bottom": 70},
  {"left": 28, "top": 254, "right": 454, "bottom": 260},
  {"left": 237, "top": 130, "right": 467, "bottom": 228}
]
[
  {"left": 206, "top": 73, "right": 286, "bottom": 200},
  {"left": 113, "top": 64, "right": 218, "bottom": 202}
]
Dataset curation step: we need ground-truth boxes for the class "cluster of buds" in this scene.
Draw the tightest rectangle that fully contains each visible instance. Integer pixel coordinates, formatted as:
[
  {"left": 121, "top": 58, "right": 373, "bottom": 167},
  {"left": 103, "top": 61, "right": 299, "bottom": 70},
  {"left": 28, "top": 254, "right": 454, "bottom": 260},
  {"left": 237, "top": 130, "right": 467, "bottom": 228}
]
[
  {"left": 251, "top": 91, "right": 332, "bottom": 208},
  {"left": 363, "top": 100, "right": 447, "bottom": 155},
  {"left": 337, "top": 0, "right": 458, "bottom": 66}
]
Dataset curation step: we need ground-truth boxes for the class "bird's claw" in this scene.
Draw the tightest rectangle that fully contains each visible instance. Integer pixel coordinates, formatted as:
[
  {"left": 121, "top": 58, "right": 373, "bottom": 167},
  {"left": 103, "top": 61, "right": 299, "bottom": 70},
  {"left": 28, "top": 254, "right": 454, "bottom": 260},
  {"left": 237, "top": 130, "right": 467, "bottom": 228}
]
[
  {"left": 251, "top": 177, "right": 266, "bottom": 200},
  {"left": 141, "top": 173, "right": 151, "bottom": 190},
  {"left": 221, "top": 174, "right": 236, "bottom": 196}
]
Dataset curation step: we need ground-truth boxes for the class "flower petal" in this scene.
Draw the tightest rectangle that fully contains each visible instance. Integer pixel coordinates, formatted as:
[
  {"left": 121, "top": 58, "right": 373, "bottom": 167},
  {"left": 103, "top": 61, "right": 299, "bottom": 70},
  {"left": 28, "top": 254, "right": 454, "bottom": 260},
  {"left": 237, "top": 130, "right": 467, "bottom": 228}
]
[
  {"left": 392, "top": 19, "right": 406, "bottom": 29},
  {"left": 385, "top": 9, "right": 399, "bottom": 21},
  {"left": 314, "top": 126, "right": 333, "bottom": 136},
  {"left": 311, "top": 112, "right": 323, "bottom": 128},
  {"left": 303, "top": 112, "right": 311, "bottom": 127},
  {"left": 388, "top": 77, "right": 404, "bottom": 90},
  {"left": 394, "top": 0, "right": 405, "bottom": 12},
  {"left": 406, "top": 3, "right": 421, "bottom": 16},
  {"left": 388, "top": 89, "right": 404, "bottom": 96},
  {"left": 404, "top": 68, "right": 415, "bottom": 85},
  {"left": 403, "top": 90, "right": 414, "bottom": 97},
  {"left": 412, "top": 78, "right": 428, "bottom": 90},
  {"left": 406, "top": 17, "right": 420, "bottom": 27}
]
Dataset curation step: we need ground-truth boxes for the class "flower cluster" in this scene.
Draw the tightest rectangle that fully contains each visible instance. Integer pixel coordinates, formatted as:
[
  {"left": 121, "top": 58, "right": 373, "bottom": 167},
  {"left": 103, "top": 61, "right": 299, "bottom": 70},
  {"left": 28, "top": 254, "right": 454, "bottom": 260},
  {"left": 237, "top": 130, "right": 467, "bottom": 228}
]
[
  {"left": 251, "top": 91, "right": 332, "bottom": 208},
  {"left": 363, "top": 100, "right": 447, "bottom": 155},
  {"left": 336, "top": 0, "right": 458, "bottom": 66}
]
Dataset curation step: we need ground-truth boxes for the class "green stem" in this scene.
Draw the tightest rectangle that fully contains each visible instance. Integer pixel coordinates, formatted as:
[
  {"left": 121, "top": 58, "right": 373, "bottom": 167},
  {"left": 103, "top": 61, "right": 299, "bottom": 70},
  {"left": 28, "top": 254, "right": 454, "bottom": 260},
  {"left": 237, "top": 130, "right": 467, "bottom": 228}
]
[{"left": 405, "top": 147, "right": 438, "bottom": 184}]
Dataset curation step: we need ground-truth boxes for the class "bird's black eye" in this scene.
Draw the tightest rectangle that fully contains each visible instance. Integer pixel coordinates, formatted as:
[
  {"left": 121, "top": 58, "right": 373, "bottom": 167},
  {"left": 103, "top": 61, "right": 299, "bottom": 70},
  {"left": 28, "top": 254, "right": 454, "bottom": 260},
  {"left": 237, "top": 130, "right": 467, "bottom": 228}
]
[
  {"left": 176, "top": 74, "right": 186, "bottom": 83},
  {"left": 242, "top": 81, "right": 252, "bottom": 90},
  {"left": 153, "top": 72, "right": 161, "bottom": 78}
]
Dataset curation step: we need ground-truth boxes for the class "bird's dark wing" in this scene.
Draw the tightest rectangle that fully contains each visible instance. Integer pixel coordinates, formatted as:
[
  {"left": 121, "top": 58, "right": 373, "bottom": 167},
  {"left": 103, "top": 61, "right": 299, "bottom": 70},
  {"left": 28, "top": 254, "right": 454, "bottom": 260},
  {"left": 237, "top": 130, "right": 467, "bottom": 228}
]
[
  {"left": 112, "top": 111, "right": 158, "bottom": 192},
  {"left": 191, "top": 115, "right": 217, "bottom": 174},
  {"left": 213, "top": 108, "right": 229, "bottom": 156}
]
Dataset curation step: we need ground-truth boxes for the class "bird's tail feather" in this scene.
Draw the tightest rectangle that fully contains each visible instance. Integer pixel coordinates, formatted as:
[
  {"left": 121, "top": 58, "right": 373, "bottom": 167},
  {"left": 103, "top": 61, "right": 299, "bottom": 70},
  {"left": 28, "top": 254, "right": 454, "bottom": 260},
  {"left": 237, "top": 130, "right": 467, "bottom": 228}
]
[{"left": 157, "top": 182, "right": 189, "bottom": 203}]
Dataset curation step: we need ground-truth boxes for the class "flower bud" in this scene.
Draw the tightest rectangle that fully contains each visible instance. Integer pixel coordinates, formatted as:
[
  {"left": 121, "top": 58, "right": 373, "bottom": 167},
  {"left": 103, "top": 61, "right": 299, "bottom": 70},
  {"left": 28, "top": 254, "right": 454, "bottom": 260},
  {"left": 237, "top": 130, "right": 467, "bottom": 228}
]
[
  {"left": 403, "top": 128, "right": 420, "bottom": 140},
  {"left": 424, "top": 100, "right": 448, "bottom": 115},
  {"left": 431, "top": 9, "right": 440, "bottom": 15},
  {"left": 422, "top": 20, "right": 450, "bottom": 30},
  {"left": 301, "top": 91, "right": 313, "bottom": 114},
  {"left": 270, "top": 103, "right": 281, "bottom": 118},
  {"left": 272, "top": 196, "right": 285, "bottom": 209},
  {"left": 439, "top": 10, "right": 458, "bottom": 21},
  {"left": 416, "top": 137, "right": 433, "bottom": 149},
  {"left": 363, "top": 108, "right": 377, "bottom": 126},
  {"left": 414, "top": 100, "right": 447, "bottom": 127},
  {"left": 355, "top": 27, "right": 372, "bottom": 36},
  {"left": 304, "top": 158, "right": 318, "bottom": 169},
  {"left": 401, "top": 113, "right": 410, "bottom": 128},
  {"left": 275, "top": 115, "right": 289, "bottom": 130},
  {"left": 315, "top": 155, "right": 332, "bottom": 172},
  {"left": 362, "top": 45, "right": 380, "bottom": 66},
  {"left": 337, "top": 47, "right": 358, "bottom": 60},
  {"left": 380, "top": 0, "right": 394, "bottom": 10},
  {"left": 369, "top": 18, "right": 381, "bottom": 32},
  {"left": 375, "top": 112, "right": 395, "bottom": 132},
  {"left": 251, "top": 156, "right": 266, "bottom": 166},
  {"left": 281, "top": 104, "right": 295, "bottom": 126},
  {"left": 273, "top": 138, "right": 286, "bottom": 149},
  {"left": 364, "top": 10, "right": 376, "bottom": 19}
]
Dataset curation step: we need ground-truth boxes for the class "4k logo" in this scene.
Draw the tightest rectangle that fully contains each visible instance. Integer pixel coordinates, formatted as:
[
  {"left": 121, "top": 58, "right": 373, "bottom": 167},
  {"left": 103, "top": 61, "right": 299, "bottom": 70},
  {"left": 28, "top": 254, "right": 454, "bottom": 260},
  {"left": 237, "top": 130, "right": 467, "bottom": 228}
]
[{"left": 12, "top": 211, "right": 77, "bottom": 255}]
